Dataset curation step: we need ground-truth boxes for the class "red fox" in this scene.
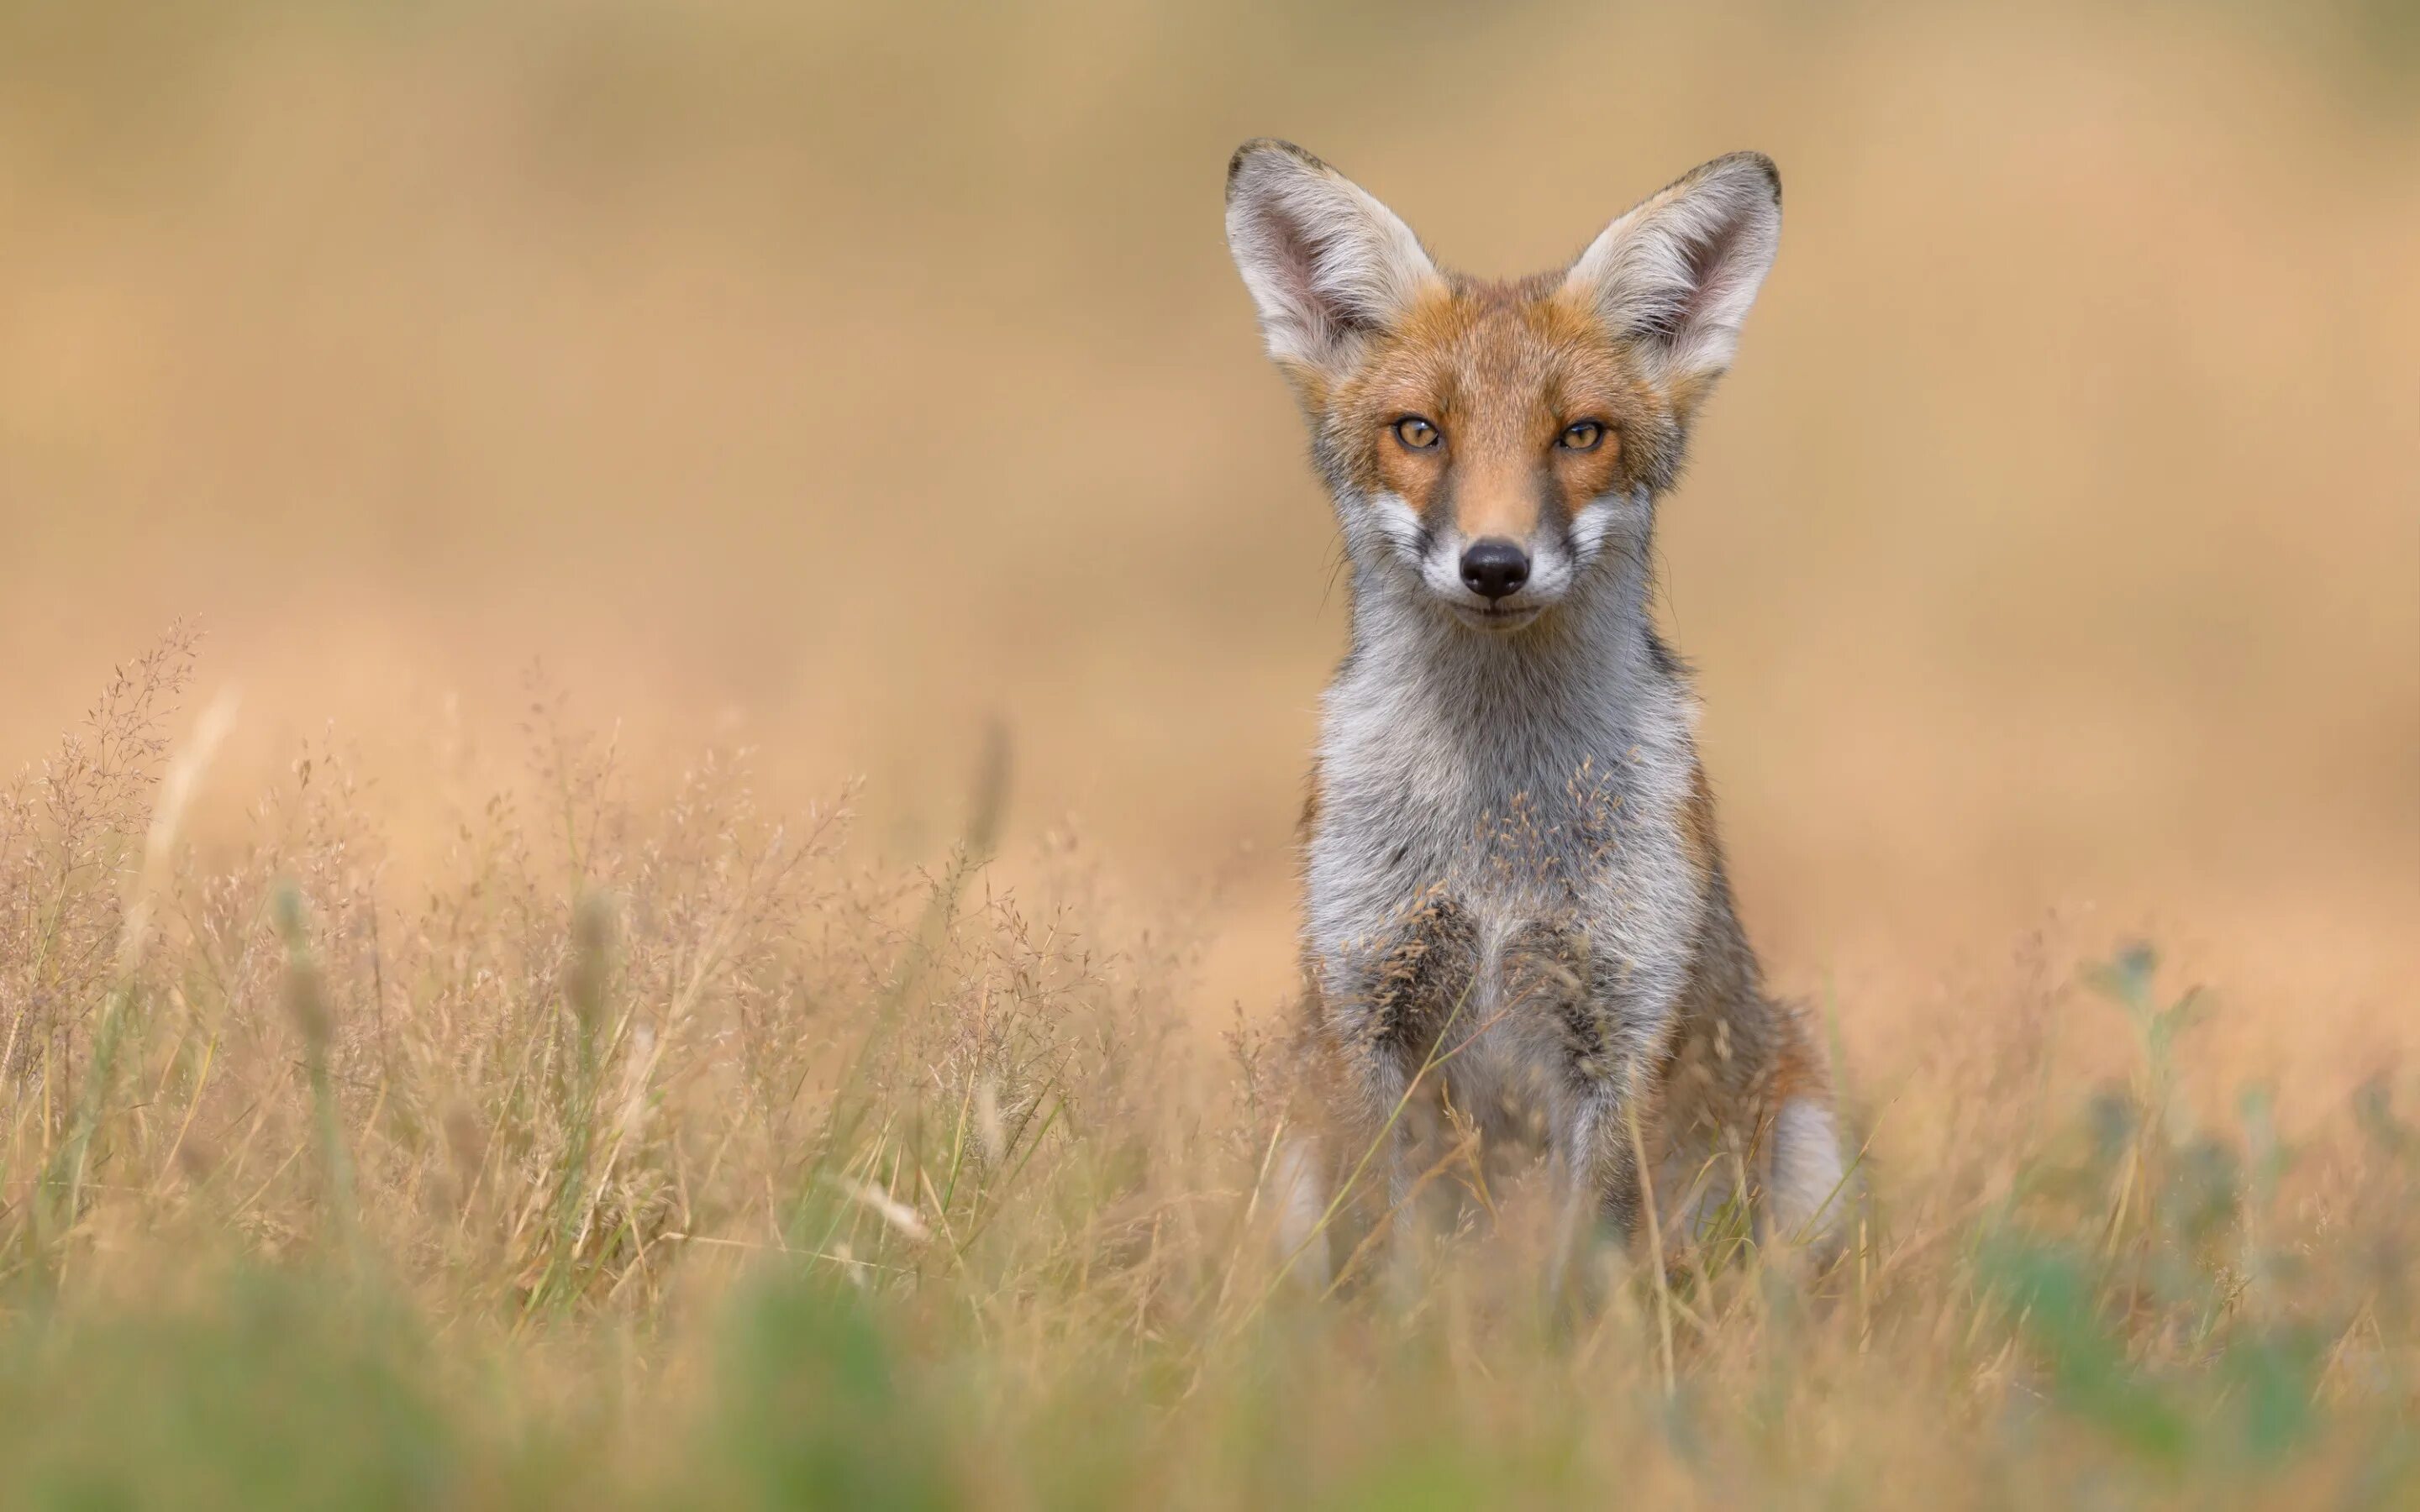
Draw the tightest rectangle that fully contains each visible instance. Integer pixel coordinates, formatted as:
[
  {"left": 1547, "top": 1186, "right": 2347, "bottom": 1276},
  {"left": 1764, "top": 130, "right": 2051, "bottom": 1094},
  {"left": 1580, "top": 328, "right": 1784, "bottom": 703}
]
[{"left": 1224, "top": 140, "right": 1847, "bottom": 1290}]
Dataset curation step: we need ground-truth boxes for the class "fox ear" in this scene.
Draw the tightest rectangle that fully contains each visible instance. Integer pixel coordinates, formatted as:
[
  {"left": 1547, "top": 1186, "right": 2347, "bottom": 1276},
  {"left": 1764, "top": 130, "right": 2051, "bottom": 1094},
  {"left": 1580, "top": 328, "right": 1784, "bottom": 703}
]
[
  {"left": 1562, "top": 152, "right": 1781, "bottom": 412},
  {"left": 1225, "top": 140, "right": 1441, "bottom": 380}
]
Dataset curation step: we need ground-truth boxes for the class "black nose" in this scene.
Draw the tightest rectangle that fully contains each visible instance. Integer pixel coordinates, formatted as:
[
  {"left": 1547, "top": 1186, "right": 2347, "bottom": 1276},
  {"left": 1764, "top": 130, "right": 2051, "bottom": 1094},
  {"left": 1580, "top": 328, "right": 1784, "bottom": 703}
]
[{"left": 1459, "top": 538, "right": 1530, "bottom": 601}]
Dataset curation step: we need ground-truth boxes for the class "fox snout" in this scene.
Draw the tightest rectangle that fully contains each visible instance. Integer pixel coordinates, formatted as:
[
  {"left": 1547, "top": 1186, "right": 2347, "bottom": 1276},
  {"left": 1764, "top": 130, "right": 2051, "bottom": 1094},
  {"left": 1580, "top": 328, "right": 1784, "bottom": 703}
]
[
  {"left": 1405, "top": 507, "right": 1588, "bottom": 631},
  {"left": 1402, "top": 507, "right": 1581, "bottom": 631},
  {"left": 1458, "top": 538, "right": 1529, "bottom": 601}
]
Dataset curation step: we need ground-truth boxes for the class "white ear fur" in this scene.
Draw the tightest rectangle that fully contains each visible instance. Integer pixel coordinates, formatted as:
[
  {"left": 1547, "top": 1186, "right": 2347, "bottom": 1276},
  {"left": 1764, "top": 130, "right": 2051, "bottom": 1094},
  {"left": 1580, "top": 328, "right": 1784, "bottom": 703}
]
[
  {"left": 1562, "top": 152, "right": 1781, "bottom": 405},
  {"left": 1224, "top": 140, "right": 1440, "bottom": 375}
]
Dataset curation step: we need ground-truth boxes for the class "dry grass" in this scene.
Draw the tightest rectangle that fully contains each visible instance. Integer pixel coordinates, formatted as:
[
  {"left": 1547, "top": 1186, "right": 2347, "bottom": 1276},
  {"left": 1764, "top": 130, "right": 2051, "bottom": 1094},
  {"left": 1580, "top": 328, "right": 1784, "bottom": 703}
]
[{"left": 0, "top": 634, "right": 2413, "bottom": 1509}]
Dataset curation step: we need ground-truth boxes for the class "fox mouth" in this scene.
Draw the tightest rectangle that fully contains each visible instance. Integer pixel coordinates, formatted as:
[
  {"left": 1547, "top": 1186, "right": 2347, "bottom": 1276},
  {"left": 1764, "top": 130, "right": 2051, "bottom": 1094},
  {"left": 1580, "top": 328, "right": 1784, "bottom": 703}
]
[{"left": 1448, "top": 601, "right": 1544, "bottom": 633}]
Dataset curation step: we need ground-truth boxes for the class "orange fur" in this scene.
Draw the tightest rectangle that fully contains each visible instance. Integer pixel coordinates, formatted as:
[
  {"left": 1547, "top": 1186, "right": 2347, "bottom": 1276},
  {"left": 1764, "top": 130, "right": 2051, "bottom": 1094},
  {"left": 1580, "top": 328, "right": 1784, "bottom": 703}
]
[{"left": 1324, "top": 280, "right": 1670, "bottom": 548}]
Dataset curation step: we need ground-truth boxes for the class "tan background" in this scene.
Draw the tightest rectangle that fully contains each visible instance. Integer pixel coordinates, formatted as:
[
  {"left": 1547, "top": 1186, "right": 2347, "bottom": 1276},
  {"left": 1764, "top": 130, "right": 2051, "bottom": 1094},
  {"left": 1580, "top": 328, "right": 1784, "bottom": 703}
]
[{"left": 4, "top": 1, "right": 2414, "bottom": 1083}]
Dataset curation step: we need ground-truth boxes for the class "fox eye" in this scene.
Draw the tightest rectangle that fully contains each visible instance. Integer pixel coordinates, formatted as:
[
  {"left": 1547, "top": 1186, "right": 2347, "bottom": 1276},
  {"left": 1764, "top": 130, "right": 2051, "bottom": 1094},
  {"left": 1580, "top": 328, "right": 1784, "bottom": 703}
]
[
  {"left": 1558, "top": 420, "right": 1606, "bottom": 452},
  {"left": 1392, "top": 417, "right": 1441, "bottom": 450}
]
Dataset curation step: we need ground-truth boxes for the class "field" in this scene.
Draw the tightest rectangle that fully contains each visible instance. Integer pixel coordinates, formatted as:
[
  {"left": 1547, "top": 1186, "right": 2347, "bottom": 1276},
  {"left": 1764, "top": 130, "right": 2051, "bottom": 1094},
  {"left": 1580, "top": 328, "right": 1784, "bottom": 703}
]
[{"left": 3, "top": 1, "right": 2417, "bottom": 1506}]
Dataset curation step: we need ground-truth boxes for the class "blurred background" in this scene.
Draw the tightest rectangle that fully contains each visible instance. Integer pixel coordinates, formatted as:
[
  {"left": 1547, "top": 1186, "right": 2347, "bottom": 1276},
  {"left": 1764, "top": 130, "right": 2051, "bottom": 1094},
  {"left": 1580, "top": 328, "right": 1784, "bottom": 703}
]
[{"left": 3, "top": 1, "right": 2413, "bottom": 1075}]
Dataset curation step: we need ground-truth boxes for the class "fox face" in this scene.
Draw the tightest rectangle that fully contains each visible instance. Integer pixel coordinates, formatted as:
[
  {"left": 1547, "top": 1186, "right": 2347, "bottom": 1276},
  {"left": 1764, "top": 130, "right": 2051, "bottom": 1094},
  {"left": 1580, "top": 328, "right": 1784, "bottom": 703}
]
[{"left": 1226, "top": 142, "right": 1781, "bottom": 633}]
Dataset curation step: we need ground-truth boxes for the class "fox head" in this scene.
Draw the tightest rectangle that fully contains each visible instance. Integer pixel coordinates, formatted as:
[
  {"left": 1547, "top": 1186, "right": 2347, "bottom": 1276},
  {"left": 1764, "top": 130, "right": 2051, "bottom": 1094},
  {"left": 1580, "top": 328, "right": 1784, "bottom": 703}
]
[{"left": 1225, "top": 141, "right": 1781, "bottom": 635}]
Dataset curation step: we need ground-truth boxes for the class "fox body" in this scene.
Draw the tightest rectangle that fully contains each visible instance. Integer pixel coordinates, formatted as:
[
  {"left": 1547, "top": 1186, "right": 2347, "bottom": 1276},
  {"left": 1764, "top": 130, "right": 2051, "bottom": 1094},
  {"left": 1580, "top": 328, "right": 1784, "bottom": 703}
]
[{"left": 1225, "top": 141, "right": 1844, "bottom": 1282}]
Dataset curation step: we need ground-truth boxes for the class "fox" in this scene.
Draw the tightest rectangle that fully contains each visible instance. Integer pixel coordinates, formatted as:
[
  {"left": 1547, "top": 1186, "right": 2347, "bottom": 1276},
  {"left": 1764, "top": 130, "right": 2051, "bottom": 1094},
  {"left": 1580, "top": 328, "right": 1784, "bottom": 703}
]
[{"left": 1224, "top": 140, "right": 1848, "bottom": 1294}]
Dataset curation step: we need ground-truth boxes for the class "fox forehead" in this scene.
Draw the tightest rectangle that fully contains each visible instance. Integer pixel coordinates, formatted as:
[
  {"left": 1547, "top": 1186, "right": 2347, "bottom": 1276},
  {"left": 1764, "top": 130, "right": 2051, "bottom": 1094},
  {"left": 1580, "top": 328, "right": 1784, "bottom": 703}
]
[{"left": 1319, "top": 276, "right": 1678, "bottom": 501}]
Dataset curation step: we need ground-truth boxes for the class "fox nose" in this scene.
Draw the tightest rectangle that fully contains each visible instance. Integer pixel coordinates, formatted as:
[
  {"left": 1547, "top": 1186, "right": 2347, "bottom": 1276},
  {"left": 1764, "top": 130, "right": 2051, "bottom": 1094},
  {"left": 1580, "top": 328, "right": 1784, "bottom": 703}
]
[{"left": 1459, "top": 538, "right": 1530, "bottom": 601}]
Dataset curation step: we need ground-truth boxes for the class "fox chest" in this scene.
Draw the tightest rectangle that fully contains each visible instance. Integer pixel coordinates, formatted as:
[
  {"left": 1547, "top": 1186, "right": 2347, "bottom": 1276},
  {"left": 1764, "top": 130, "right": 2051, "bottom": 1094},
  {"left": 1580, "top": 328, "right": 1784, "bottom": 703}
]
[{"left": 1301, "top": 682, "right": 1704, "bottom": 1014}]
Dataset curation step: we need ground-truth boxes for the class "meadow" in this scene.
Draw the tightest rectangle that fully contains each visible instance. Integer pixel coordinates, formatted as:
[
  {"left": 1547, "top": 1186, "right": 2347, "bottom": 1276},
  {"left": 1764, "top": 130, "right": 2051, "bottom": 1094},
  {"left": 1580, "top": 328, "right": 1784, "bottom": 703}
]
[{"left": 3, "top": 1, "right": 2416, "bottom": 1506}]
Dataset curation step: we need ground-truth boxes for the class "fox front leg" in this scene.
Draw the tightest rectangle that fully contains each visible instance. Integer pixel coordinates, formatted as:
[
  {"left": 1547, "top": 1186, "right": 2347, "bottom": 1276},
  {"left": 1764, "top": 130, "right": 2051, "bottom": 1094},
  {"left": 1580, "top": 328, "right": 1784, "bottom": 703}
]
[
  {"left": 1504, "top": 920, "right": 1655, "bottom": 1312},
  {"left": 1323, "top": 893, "right": 1479, "bottom": 1292}
]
